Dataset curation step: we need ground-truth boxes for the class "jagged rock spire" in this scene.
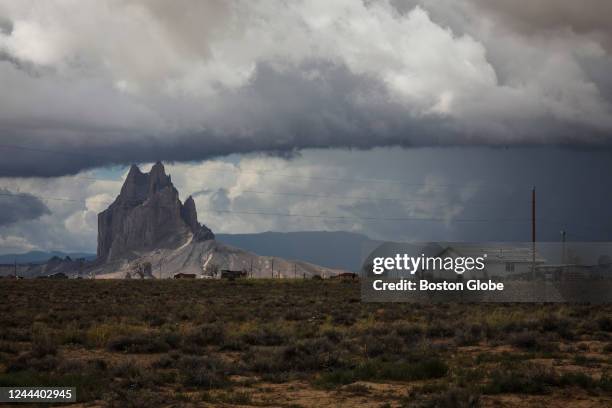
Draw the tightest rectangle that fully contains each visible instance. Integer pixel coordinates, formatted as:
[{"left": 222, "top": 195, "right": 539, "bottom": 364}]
[
  {"left": 97, "top": 163, "right": 214, "bottom": 262},
  {"left": 181, "top": 195, "right": 199, "bottom": 232},
  {"left": 148, "top": 161, "right": 172, "bottom": 196},
  {"left": 118, "top": 164, "right": 148, "bottom": 205}
]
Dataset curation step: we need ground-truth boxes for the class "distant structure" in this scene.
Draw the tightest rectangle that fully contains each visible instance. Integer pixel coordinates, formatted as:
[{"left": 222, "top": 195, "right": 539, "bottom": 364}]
[
  {"left": 174, "top": 273, "right": 197, "bottom": 279},
  {"left": 1, "top": 257, "right": 86, "bottom": 279},
  {"left": 221, "top": 269, "right": 247, "bottom": 280},
  {"left": 431, "top": 244, "right": 546, "bottom": 279},
  {"left": 44, "top": 272, "right": 69, "bottom": 279},
  {"left": 330, "top": 272, "right": 358, "bottom": 281},
  {"left": 129, "top": 262, "right": 153, "bottom": 279}
]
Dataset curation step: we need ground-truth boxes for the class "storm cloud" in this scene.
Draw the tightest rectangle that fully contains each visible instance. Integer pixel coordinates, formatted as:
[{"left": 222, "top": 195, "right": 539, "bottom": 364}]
[
  {"left": 470, "top": 0, "right": 612, "bottom": 50},
  {"left": 0, "top": 188, "right": 49, "bottom": 226},
  {"left": 0, "top": 0, "right": 612, "bottom": 177}
]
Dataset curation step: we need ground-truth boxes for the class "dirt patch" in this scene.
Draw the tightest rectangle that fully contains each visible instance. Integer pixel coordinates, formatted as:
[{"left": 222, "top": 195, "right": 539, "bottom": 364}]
[
  {"left": 61, "top": 345, "right": 161, "bottom": 367},
  {"left": 481, "top": 388, "right": 612, "bottom": 408}
]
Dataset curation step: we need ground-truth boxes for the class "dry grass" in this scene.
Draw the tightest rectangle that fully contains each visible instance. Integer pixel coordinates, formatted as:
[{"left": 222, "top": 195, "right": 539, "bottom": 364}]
[{"left": 0, "top": 279, "right": 610, "bottom": 407}]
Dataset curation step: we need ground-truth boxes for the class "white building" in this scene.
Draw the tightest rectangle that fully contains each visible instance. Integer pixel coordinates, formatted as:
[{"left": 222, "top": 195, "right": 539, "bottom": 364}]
[{"left": 424, "top": 244, "right": 546, "bottom": 280}]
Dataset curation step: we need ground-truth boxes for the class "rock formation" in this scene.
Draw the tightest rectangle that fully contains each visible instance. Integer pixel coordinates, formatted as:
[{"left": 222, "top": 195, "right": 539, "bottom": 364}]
[
  {"left": 97, "top": 162, "right": 214, "bottom": 262},
  {"left": 88, "top": 161, "right": 345, "bottom": 280}
]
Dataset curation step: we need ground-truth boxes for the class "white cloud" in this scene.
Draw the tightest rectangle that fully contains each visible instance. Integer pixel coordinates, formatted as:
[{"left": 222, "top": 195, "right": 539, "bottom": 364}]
[
  {"left": 0, "top": 234, "right": 36, "bottom": 253},
  {"left": 164, "top": 150, "right": 476, "bottom": 238},
  {"left": 0, "top": 171, "right": 123, "bottom": 253}
]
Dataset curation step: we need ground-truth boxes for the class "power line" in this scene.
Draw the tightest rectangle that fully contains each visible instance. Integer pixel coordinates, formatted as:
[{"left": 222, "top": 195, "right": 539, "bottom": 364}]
[
  {"left": 235, "top": 189, "right": 529, "bottom": 206},
  {"left": 0, "top": 189, "right": 530, "bottom": 224},
  {"left": 1, "top": 143, "right": 607, "bottom": 233},
  {"left": 538, "top": 218, "right": 610, "bottom": 234},
  {"left": 199, "top": 208, "right": 532, "bottom": 223},
  {"left": 0, "top": 189, "right": 609, "bottom": 234},
  {"left": 0, "top": 170, "right": 530, "bottom": 208},
  {"left": 0, "top": 172, "right": 527, "bottom": 207},
  {"left": 0, "top": 179, "right": 529, "bottom": 209}
]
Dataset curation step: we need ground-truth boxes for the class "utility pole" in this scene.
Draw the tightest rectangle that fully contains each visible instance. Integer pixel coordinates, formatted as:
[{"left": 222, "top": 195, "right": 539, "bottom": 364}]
[
  {"left": 561, "top": 230, "right": 567, "bottom": 276},
  {"left": 561, "top": 230, "right": 566, "bottom": 263},
  {"left": 14, "top": 258, "right": 17, "bottom": 279},
  {"left": 532, "top": 187, "right": 536, "bottom": 278}
]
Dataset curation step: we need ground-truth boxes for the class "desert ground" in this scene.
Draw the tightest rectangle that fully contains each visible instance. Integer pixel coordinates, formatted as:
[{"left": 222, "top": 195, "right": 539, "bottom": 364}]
[{"left": 0, "top": 279, "right": 610, "bottom": 407}]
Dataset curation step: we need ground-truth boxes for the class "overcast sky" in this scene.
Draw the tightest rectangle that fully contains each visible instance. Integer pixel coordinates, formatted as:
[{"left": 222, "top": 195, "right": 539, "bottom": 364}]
[{"left": 1, "top": 0, "right": 612, "bottom": 254}]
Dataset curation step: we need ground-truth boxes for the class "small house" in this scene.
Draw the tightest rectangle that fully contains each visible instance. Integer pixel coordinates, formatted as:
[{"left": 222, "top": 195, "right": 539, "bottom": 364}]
[
  {"left": 330, "top": 272, "right": 358, "bottom": 281},
  {"left": 426, "top": 244, "right": 546, "bottom": 280}
]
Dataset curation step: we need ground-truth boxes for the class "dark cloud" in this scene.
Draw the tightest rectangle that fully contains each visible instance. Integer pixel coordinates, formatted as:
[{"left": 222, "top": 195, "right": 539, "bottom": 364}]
[
  {"left": 0, "top": 16, "right": 11, "bottom": 35},
  {"left": 0, "top": 1, "right": 611, "bottom": 178},
  {"left": 332, "top": 147, "right": 612, "bottom": 242},
  {"left": 0, "top": 62, "right": 439, "bottom": 177},
  {"left": 470, "top": 0, "right": 612, "bottom": 49},
  {"left": 2, "top": 61, "right": 611, "bottom": 178},
  {"left": 0, "top": 188, "right": 50, "bottom": 226}
]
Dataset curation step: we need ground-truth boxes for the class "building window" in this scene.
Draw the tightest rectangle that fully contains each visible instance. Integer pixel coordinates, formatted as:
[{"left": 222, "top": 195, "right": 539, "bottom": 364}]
[{"left": 505, "top": 263, "right": 515, "bottom": 272}]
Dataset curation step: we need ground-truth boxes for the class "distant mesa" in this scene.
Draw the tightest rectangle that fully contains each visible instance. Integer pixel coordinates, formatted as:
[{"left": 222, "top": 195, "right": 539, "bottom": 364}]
[{"left": 97, "top": 162, "right": 214, "bottom": 262}]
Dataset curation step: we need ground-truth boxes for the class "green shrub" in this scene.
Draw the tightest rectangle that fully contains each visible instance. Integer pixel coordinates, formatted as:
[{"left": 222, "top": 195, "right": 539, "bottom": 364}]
[
  {"left": 597, "top": 316, "right": 612, "bottom": 332},
  {"left": 425, "top": 387, "right": 480, "bottom": 408},
  {"left": 107, "top": 333, "right": 171, "bottom": 353},
  {"left": 202, "top": 390, "right": 253, "bottom": 405},
  {"left": 599, "top": 373, "right": 612, "bottom": 392},
  {"left": 31, "top": 330, "right": 58, "bottom": 358},
  {"left": 282, "top": 337, "right": 343, "bottom": 370},
  {"left": 178, "top": 355, "right": 228, "bottom": 388},
  {"left": 183, "top": 323, "right": 225, "bottom": 349},
  {"left": 315, "top": 358, "right": 448, "bottom": 388},
  {"left": 241, "top": 326, "right": 286, "bottom": 346},
  {"left": 363, "top": 333, "right": 405, "bottom": 357},
  {"left": 395, "top": 323, "right": 423, "bottom": 341},
  {"left": 482, "top": 365, "right": 556, "bottom": 395},
  {"left": 558, "top": 372, "right": 596, "bottom": 389},
  {"left": 509, "top": 331, "right": 539, "bottom": 349}
]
